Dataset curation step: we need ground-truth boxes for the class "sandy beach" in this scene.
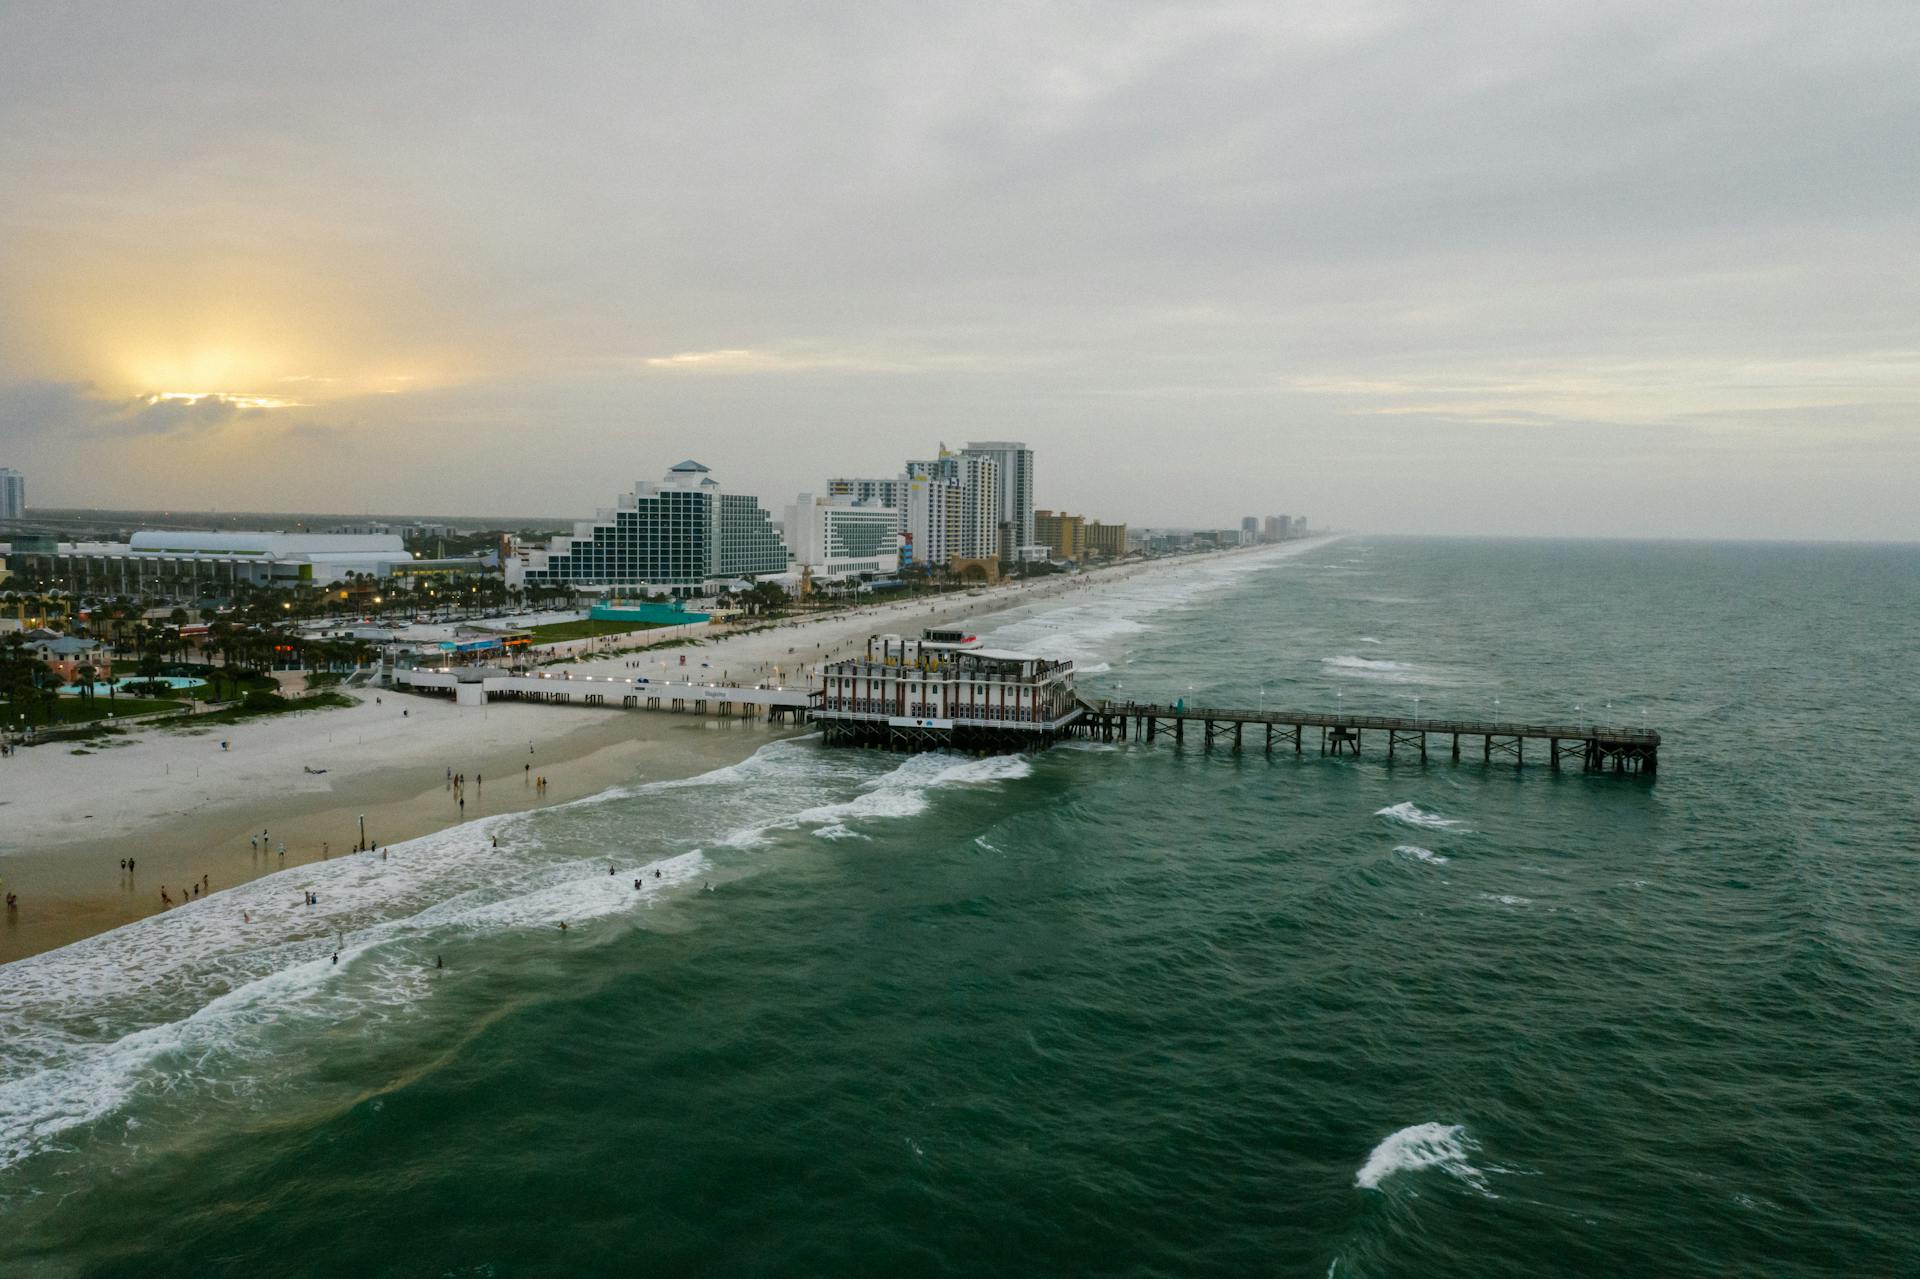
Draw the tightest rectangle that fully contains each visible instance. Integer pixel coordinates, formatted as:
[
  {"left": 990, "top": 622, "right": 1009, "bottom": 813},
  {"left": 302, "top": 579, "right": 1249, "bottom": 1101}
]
[{"left": 0, "top": 543, "right": 1319, "bottom": 961}]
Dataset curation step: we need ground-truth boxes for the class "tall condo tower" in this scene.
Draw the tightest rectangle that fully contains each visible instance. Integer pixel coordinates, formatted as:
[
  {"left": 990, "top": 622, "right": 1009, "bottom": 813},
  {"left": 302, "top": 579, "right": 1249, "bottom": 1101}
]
[
  {"left": 0, "top": 467, "right": 24, "bottom": 520},
  {"left": 961, "top": 441, "right": 1034, "bottom": 558}
]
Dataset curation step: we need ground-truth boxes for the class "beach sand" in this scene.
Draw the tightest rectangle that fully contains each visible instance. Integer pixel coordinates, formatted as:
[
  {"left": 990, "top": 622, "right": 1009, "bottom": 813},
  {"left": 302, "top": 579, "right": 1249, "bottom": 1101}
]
[{"left": 0, "top": 544, "right": 1318, "bottom": 961}]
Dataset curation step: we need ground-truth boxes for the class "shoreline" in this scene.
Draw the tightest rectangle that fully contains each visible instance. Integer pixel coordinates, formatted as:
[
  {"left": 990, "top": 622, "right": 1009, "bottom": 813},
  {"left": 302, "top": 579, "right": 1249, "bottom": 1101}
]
[{"left": 1, "top": 540, "right": 1336, "bottom": 962}]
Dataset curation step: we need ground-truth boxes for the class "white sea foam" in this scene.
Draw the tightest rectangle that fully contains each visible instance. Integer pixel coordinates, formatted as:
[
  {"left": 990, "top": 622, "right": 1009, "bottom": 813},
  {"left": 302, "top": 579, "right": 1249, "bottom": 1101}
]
[
  {"left": 1324, "top": 655, "right": 1412, "bottom": 673},
  {"left": 1355, "top": 1122, "right": 1492, "bottom": 1195},
  {"left": 1393, "top": 845, "right": 1449, "bottom": 865},
  {"left": 1358, "top": 636, "right": 1383, "bottom": 644},
  {"left": 0, "top": 846, "right": 708, "bottom": 1171},
  {"left": 1376, "top": 802, "right": 1464, "bottom": 830},
  {"left": 812, "top": 824, "right": 867, "bottom": 840},
  {"left": 717, "top": 751, "right": 1033, "bottom": 848},
  {"left": 1478, "top": 893, "right": 1532, "bottom": 907}
]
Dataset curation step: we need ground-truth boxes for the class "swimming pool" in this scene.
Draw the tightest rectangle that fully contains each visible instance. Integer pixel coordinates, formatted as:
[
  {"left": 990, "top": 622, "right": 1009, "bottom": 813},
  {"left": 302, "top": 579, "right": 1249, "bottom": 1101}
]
[{"left": 59, "top": 675, "right": 208, "bottom": 697}]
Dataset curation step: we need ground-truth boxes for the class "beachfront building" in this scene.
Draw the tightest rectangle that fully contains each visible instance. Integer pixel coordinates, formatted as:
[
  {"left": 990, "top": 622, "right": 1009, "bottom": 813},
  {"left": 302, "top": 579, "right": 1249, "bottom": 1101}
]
[
  {"left": 15, "top": 531, "right": 413, "bottom": 598},
  {"left": 815, "top": 623, "right": 1082, "bottom": 751},
  {"left": 1034, "top": 510, "right": 1087, "bottom": 561},
  {"left": 27, "top": 634, "right": 111, "bottom": 684},
  {"left": 784, "top": 494, "right": 900, "bottom": 581},
  {"left": 1084, "top": 521, "right": 1128, "bottom": 560},
  {"left": 960, "top": 441, "right": 1034, "bottom": 560},
  {"left": 0, "top": 468, "right": 23, "bottom": 521},
  {"left": 825, "top": 476, "right": 910, "bottom": 521},
  {"left": 906, "top": 448, "right": 1000, "bottom": 565},
  {"left": 507, "top": 461, "right": 788, "bottom": 596}
]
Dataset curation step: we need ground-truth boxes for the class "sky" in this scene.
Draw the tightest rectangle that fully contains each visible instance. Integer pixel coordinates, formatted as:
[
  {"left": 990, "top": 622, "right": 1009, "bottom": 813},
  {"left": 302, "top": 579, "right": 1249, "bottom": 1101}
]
[{"left": 1, "top": 0, "right": 1915, "bottom": 539}]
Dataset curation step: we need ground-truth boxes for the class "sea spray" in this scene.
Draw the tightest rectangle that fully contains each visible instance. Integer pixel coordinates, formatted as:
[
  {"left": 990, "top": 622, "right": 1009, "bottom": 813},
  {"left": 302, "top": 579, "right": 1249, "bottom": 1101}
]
[
  {"left": 1376, "top": 802, "right": 1465, "bottom": 830},
  {"left": 1355, "top": 1122, "right": 1493, "bottom": 1195}
]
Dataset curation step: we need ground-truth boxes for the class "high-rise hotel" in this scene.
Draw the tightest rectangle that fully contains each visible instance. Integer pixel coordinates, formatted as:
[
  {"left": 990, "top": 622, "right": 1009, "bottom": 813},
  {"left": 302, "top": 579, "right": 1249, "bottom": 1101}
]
[
  {"left": 0, "top": 467, "right": 24, "bottom": 521},
  {"left": 508, "top": 461, "right": 788, "bottom": 595}
]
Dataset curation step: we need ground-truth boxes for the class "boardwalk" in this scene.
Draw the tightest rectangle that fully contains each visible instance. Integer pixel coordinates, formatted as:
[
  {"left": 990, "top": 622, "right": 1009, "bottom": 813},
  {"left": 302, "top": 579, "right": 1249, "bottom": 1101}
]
[
  {"left": 396, "top": 667, "right": 812, "bottom": 722},
  {"left": 1074, "top": 698, "right": 1659, "bottom": 774}
]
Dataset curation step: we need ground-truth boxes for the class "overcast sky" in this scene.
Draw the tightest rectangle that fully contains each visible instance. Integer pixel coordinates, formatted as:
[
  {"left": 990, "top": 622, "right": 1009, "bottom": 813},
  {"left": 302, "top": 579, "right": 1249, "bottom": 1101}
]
[{"left": 1, "top": 1, "right": 1914, "bottom": 538}]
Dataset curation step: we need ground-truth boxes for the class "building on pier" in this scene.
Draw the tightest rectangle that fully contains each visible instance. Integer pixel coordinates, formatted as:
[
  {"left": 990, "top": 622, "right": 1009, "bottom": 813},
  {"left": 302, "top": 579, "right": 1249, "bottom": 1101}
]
[{"left": 815, "top": 623, "right": 1081, "bottom": 751}]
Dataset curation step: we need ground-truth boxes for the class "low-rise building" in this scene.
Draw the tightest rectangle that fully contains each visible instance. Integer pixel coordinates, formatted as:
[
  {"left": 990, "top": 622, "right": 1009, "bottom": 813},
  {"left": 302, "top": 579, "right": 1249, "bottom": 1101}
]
[
  {"left": 15, "top": 532, "right": 413, "bottom": 598},
  {"left": 28, "top": 635, "right": 111, "bottom": 684}
]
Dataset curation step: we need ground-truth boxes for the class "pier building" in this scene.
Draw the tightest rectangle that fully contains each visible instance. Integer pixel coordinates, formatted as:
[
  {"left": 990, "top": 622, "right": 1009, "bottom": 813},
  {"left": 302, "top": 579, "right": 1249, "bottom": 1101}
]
[{"left": 814, "top": 623, "right": 1081, "bottom": 751}]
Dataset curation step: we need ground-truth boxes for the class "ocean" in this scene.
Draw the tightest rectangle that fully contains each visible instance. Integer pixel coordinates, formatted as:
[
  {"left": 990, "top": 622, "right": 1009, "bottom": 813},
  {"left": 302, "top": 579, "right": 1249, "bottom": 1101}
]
[{"left": 3, "top": 537, "right": 1916, "bottom": 1277}]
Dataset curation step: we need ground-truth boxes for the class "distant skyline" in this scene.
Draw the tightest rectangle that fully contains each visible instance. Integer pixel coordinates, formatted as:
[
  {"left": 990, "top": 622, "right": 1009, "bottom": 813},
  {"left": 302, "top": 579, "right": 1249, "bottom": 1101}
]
[{"left": 2, "top": 2, "right": 1915, "bottom": 540}]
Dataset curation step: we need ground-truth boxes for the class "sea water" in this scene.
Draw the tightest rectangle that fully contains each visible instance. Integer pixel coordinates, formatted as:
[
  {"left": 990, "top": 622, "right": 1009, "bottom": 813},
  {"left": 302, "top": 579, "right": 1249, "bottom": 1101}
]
[{"left": 2, "top": 538, "right": 1916, "bottom": 1277}]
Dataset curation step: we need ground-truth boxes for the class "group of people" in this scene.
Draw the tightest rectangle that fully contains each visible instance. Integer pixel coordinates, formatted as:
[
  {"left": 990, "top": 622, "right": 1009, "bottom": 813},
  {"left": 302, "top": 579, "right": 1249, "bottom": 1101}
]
[{"left": 157, "top": 873, "right": 211, "bottom": 907}]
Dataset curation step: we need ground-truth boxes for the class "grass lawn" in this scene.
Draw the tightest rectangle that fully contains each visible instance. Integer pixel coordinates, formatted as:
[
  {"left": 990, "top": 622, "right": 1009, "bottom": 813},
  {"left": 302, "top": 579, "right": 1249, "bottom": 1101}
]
[
  {"left": 157, "top": 691, "right": 356, "bottom": 728},
  {"left": 524, "top": 618, "right": 666, "bottom": 643},
  {"left": 3, "top": 696, "right": 188, "bottom": 727}
]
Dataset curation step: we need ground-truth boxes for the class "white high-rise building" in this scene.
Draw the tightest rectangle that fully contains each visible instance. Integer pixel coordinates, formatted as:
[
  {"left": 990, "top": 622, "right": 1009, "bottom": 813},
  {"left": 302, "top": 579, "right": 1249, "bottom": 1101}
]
[
  {"left": 825, "top": 477, "right": 910, "bottom": 530},
  {"left": 785, "top": 494, "right": 901, "bottom": 580},
  {"left": 906, "top": 447, "right": 1000, "bottom": 563},
  {"left": 903, "top": 473, "right": 962, "bottom": 569},
  {"left": 961, "top": 441, "right": 1033, "bottom": 556},
  {"left": 0, "top": 468, "right": 24, "bottom": 521},
  {"left": 509, "top": 460, "right": 788, "bottom": 594}
]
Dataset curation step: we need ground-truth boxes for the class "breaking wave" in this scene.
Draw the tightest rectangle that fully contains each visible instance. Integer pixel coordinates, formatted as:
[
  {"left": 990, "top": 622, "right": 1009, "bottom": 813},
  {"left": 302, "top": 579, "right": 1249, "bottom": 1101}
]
[
  {"left": 1393, "top": 845, "right": 1449, "bottom": 865},
  {"left": 1355, "top": 1122, "right": 1493, "bottom": 1195},
  {"left": 1324, "top": 655, "right": 1412, "bottom": 673},
  {"left": 1376, "top": 802, "right": 1464, "bottom": 830}
]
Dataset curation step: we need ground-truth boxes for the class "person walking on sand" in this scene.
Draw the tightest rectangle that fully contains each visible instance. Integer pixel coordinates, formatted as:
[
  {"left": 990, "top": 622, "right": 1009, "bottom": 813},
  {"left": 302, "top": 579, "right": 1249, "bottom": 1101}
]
[{"left": 160, "top": 888, "right": 172, "bottom": 906}]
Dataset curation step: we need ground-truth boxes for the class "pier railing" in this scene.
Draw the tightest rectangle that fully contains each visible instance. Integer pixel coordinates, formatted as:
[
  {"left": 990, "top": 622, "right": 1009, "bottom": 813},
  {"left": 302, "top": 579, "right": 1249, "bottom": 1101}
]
[{"left": 1076, "top": 699, "right": 1660, "bottom": 774}]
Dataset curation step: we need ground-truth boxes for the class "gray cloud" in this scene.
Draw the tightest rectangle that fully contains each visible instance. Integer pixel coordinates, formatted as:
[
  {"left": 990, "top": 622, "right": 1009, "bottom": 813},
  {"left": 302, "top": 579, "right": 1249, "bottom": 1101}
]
[{"left": 0, "top": 1, "right": 1914, "bottom": 537}]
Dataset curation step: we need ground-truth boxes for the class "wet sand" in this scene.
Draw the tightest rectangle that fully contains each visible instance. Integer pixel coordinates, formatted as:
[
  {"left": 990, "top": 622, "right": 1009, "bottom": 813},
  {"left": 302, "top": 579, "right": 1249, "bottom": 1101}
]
[{"left": 0, "top": 711, "right": 793, "bottom": 962}]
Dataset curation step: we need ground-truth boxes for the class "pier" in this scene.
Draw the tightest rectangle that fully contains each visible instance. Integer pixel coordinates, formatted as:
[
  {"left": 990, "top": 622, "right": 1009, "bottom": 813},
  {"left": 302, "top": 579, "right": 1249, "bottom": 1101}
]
[
  {"left": 1073, "top": 698, "right": 1658, "bottom": 774},
  {"left": 395, "top": 666, "right": 812, "bottom": 722}
]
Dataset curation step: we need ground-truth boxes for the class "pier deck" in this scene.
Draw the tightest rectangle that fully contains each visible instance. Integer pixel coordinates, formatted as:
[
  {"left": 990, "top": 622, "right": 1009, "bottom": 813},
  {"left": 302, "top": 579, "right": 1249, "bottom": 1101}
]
[
  {"left": 395, "top": 667, "right": 812, "bottom": 722},
  {"left": 1074, "top": 699, "right": 1658, "bottom": 774}
]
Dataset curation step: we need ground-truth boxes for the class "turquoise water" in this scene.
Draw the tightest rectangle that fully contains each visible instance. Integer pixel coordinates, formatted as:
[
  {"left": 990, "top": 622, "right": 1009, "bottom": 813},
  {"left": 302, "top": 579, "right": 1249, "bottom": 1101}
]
[
  {"left": 57, "top": 675, "right": 207, "bottom": 697},
  {"left": 3, "top": 538, "right": 1917, "bottom": 1276}
]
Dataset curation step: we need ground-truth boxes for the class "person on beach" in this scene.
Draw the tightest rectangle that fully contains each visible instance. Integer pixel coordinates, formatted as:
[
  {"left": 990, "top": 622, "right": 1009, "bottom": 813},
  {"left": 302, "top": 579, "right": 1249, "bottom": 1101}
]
[
  {"left": 250, "top": 837, "right": 258, "bottom": 852},
  {"left": 120, "top": 858, "right": 127, "bottom": 871},
  {"left": 160, "top": 888, "right": 172, "bottom": 906},
  {"left": 633, "top": 879, "right": 641, "bottom": 889},
  {"left": 128, "top": 858, "right": 135, "bottom": 872},
  {"left": 244, "top": 912, "right": 251, "bottom": 923},
  {"left": 559, "top": 920, "right": 568, "bottom": 931},
  {"left": 436, "top": 955, "right": 443, "bottom": 969},
  {"left": 332, "top": 952, "right": 338, "bottom": 965}
]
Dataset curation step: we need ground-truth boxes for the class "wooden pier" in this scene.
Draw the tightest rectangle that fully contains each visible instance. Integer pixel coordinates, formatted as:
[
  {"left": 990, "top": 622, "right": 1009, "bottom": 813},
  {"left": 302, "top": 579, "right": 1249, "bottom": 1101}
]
[{"left": 1072, "top": 699, "right": 1658, "bottom": 774}]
